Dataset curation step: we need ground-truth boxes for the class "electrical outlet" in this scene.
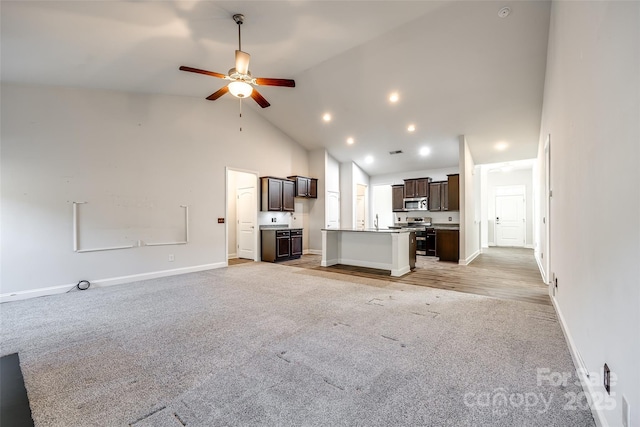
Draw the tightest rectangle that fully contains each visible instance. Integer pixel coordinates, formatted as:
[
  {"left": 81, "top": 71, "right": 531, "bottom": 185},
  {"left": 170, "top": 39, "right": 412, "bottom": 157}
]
[
  {"left": 168, "top": 254, "right": 175, "bottom": 262},
  {"left": 448, "top": 217, "right": 452, "bottom": 221},
  {"left": 555, "top": 277, "right": 558, "bottom": 289},
  {"left": 604, "top": 363, "right": 610, "bottom": 394}
]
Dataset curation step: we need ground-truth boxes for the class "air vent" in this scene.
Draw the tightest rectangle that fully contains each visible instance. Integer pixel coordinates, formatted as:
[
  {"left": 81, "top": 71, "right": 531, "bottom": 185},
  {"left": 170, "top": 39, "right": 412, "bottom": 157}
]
[{"left": 389, "top": 150, "right": 403, "bottom": 155}]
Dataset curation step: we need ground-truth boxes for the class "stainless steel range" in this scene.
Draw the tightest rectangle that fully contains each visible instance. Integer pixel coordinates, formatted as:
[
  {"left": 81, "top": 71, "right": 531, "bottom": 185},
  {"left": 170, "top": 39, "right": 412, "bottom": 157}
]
[{"left": 404, "top": 217, "right": 431, "bottom": 256}]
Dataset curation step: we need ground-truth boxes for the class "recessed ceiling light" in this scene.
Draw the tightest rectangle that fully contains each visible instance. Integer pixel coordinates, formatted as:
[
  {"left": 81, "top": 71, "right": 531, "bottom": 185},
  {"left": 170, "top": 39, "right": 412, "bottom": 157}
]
[
  {"left": 347, "top": 137, "right": 354, "bottom": 145},
  {"left": 407, "top": 124, "right": 416, "bottom": 132},
  {"left": 389, "top": 92, "right": 399, "bottom": 103},
  {"left": 498, "top": 6, "right": 511, "bottom": 18},
  {"left": 495, "top": 141, "right": 508, "bottom": 151},
  {"left": 419, "top": 147, "right": 431, "bottom": 156},
  {"left": 365, "top": 155, "right": 374, "bottom": 164},
  {"left": 322, "top": 113, "right": 332, "bottom": 122}
]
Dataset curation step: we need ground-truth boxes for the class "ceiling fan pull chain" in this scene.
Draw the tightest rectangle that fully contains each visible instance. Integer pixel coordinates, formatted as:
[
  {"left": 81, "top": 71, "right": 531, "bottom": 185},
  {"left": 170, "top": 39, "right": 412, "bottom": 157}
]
[{"left": 239, "top": 98, "right": 243, "bottom": 132}]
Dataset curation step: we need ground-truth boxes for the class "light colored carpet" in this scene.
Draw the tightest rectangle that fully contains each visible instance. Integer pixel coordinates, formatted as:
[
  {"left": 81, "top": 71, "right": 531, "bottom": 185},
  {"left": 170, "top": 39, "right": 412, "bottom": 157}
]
[{"left": 0, "top": 262, "right": 594, "bottom": 426}]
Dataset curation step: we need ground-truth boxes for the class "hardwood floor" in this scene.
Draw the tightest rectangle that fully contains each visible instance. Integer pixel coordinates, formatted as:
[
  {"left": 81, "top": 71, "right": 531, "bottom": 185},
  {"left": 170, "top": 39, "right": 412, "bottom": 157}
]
[
  {"left": 228, "top": 258, "right": 254, "bottom": 266},
  {"left": 277, "top": 247, "right": 551, "bottom": 306}
]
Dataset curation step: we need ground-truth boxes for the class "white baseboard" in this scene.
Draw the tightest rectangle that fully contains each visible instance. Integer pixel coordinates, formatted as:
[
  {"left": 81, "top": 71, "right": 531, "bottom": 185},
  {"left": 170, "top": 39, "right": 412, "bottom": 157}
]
[
  {"left": 0, "top": 262, "right": 226, "bottom": 303},
  {"left": 525, "top": 243, "right": 534, "bottom": 249},
  {"left": 307, "top": 249, "right": 322, "bottom": 255},
  {"left": 458, "top": 249, "right": 480, "bottom": 266},
  {"left": 535, "top": 253, "right": 549, "bottom": 284},
  {"left": 551, "top": 296, "right": 608, "bottom": 427},
  {"left": 228, "top": 253, "right": 238, "bottom": 259}
]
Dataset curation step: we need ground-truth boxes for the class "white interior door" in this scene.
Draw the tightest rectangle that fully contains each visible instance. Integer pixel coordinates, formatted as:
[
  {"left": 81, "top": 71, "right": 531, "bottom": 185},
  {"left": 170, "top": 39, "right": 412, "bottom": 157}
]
[
  {"left": 495, "top": 194, "right": 525, "bottom": 247},
  {"left": 326, "top": 191, "right": 340, "bottom": 229},
  {"left": 237, "top": 186, "right": 256, "bottom": 259}
]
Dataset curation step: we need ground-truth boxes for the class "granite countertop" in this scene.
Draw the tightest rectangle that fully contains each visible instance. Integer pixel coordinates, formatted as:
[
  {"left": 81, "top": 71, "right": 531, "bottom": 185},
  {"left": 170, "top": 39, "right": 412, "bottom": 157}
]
[
  {"left": 430, "top": 223, "right": 460, "bottom": 230},
  {"left": 259, "top": 225, "right": 302, "bottom": 230},
  {"left": 322, "top": 228, "right": 411, "bottom": 233}
]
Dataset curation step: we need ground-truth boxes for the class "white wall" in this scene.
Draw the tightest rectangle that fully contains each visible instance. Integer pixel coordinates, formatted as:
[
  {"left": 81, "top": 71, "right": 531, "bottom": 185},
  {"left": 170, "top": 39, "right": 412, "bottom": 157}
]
[
  {"left": 1, "top": 83, "right": 309, "bottom": 298},
  {"left": 459, "top": 136, "right": 480, "bottom": 264},
  {"left": 538, "top": 2, "right": 639, "bottom": 426},
  {"left": 308, "top": 149, "right": 339, "bottom": 252},
  {"left": 340, "top": 162, "right": 370, "bottom": 229},
  {"left": 339, "top": 162, "right": 354, "bottom": 229}
]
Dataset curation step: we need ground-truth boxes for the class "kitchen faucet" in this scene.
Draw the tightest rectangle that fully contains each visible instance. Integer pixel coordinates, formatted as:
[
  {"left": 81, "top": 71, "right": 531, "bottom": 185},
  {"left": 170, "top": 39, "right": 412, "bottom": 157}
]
[{"left": 374, "top": 214, "right": 379, "bottom": 230}]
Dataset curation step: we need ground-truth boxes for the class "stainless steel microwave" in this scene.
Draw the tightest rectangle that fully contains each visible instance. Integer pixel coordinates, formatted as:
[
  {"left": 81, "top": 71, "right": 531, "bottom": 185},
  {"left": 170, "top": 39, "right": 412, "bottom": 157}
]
[{"left": 404, "top": 197, "right": 428, "bottom": 211}]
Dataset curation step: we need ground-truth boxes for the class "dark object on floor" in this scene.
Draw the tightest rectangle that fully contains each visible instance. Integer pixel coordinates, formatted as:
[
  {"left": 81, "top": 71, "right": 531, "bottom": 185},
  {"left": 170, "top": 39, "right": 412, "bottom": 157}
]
[{"left": 1, "top": 353, "right": 35, "bottom": 427}]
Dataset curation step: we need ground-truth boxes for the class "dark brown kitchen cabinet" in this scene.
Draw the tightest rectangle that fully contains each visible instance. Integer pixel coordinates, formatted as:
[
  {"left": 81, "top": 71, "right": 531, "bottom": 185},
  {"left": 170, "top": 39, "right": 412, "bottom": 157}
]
[
  {"left": 290, "top": 229, "right": 303, "bottom": 257},
  {"left": 392, "top": 185, "right": 405, "bottom": 212},
  {"left": 429, "top": 174, "right": 458, "bottom": 212},
  {"left": 261, "top": 229, "right": 303, "bottom": 262},
  {"left": 447, "top": 174, "right": 459, "bottom": 211},
  {"left": 436, "top": 229, "right": 459, "bottom": 262},
  {"left": 429, "top": 182, "right": 442, "bottom": 211},
  {"left": 404, "top": 177, "right": 431, "bottom": 198},
  {"left": 261, "top": 177, "right": 295, "bottom": 212},
  {"left": 404, "top": 179, "right": 416, "bottom": 198},
  {"left": 287, "top": 176, "right": 318, "bottom": 199}
]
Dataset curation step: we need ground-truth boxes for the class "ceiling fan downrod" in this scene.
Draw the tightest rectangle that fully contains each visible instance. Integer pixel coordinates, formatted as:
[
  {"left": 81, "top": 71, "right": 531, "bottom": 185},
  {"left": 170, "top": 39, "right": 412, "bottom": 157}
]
[{"left": 233, "top": 14, "right": 244, "bottom": 52}]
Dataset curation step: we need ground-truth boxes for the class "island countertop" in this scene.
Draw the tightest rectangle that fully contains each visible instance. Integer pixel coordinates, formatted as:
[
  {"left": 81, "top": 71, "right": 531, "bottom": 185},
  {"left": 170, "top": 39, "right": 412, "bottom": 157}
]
[{"left": 321, "top": 228, "right": 412, "bottom": 233}]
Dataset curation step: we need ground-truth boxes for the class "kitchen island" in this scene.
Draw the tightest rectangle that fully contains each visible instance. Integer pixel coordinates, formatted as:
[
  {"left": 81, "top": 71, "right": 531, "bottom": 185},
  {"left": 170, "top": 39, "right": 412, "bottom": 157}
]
[{"left": 321, "top": 228, "right": 414, "bottom": 277}]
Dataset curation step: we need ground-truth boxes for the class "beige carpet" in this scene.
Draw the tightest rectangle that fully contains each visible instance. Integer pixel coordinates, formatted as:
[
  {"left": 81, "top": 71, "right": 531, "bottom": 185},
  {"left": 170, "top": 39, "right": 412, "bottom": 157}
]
[{"left": 0, "top": 262, "right": 594, "bottom": 426}]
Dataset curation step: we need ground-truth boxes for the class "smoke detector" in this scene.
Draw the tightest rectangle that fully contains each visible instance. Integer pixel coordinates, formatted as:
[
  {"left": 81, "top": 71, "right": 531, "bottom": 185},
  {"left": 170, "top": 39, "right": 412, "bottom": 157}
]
[{"left": 498, "top": 7, "right": 511, "bottom": 18}]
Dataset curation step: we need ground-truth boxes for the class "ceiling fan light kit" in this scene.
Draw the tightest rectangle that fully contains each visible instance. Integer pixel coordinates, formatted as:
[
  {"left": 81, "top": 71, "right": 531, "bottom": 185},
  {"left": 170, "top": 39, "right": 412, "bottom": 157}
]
[
  {"left": 228, "top": 81, "right": 253, "bottom": 98},
  {"left": 179, "top": 13, "right": 295, "bottom": 108}
]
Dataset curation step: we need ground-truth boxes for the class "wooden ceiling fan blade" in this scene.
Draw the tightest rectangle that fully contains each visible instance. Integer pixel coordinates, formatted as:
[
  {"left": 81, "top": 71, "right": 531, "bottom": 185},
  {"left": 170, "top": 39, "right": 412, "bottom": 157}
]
[
  {"left": 179, "top": 66, "right": 226, "bottom": 79},
  {"left": 250, "top": 89, "right": 271, "bottom": 108},
  {"left": 254, "top": 77, "right": 295, "bottom": 88},
  {"left": 235, "top": 50, "right": 251, "bottom": 75},
  {"left": 206, "top": 85, "right": 229, "bottom": 100}
]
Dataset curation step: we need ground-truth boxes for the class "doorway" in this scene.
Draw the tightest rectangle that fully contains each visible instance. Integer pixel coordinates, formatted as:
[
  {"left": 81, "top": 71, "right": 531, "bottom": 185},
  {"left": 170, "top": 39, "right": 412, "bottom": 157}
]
[
  {"left": 494, "top": 186, "right": 526, "bottom": 247},
  {"left": 226, "top": 168, "right": 258, "bottom": 261}
]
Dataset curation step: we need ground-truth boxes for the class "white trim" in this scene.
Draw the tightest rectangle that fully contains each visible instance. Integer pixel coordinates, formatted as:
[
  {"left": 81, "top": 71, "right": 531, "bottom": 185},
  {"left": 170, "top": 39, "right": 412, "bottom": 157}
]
[
  {"left": 308, "top": 249, "right": 322, "bottom": 255},
  {"left": 0, "top": 263, "right": 226, "bottom": 303},
  {"left": 458, "top": 248, "right": 480, "bottom": 265},
  {"left": 228, "top": 253, "right": 238, "bottom": 259},
  {"left": 551, "top": 296, "right": 607, "bottom": 427},
  {"left": 524, "top": 243, "right": 534, "bottom": 249},
  {"left": 535, "top": 252, "right": 549, "bottom": 284},
  {"left": 330, "top": 257, "right": 409, "bottom": 277}
]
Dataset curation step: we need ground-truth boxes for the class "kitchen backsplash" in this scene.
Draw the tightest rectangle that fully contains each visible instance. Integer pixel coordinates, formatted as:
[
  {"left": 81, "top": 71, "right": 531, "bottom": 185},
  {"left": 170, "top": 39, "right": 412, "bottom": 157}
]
[{"left": 394, "top": 211, "right": 460, "bottom": 224}]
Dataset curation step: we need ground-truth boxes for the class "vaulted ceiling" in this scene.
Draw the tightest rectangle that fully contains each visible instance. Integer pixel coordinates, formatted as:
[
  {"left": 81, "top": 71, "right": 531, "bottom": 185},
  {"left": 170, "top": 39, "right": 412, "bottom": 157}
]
[{"left": 1, "top": 1, "right": 551, "bottom": 176}]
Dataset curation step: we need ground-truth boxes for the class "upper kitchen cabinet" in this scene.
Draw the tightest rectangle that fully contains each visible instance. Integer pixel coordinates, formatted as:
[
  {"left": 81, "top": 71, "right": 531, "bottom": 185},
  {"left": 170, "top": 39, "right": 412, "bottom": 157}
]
[
  {"left": 261, "top": 177, "right": 295, "bottom": 212},
  {"left": 404, "top": 177, "right": 431, "bottom": 198},
  {"left": 287, "top": 176, "right": 318, "bottom": 199},
  {"left": 428, "top": 174, "right": 459, "bottom": 211},
  {"left": 392, "top": 185, "right": 405, "bottom": 212},
  {"left": 447, "top": 174, "right": 459, "bottom": 211},
  {"left": 428, "top": 182, "right": 442, "bottom": 211}
]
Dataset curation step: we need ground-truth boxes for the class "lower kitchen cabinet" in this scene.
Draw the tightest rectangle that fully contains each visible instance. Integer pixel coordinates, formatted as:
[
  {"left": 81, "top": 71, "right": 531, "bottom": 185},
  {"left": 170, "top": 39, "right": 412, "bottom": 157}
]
[
  {"left": 261, "top": 229, "right": 303, "bottom": 262},
  {"left": 436, "top": 229, "right": 459, "bottom": 262}
]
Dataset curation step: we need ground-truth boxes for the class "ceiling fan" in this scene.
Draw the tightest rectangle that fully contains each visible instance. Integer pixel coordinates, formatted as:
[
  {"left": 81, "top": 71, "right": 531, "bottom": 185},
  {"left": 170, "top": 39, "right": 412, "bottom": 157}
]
[{"left": 179, "top": 14, "right": 295, "bottom": 108}]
